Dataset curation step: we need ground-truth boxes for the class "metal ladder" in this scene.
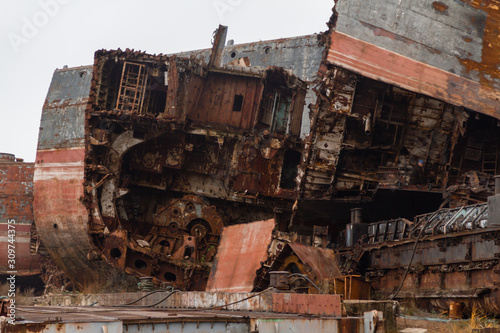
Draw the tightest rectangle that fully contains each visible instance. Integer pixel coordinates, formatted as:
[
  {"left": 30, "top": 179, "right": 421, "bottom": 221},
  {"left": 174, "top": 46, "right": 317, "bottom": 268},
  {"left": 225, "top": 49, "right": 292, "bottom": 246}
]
[{"left": 115, "top": 62, "right": 147, "bottom": 113}]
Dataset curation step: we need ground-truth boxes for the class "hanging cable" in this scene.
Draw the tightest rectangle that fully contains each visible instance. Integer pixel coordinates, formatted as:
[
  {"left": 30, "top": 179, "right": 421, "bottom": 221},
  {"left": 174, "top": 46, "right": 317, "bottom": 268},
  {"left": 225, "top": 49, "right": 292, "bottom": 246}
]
[
  {"left": 207, "top": 288, "right": 273, "bottom": 310},
  {"left": 287, "top": 273, "right": 325, "bottom": 294},
  {"left": 389, "top": 226, "right": 426, "bottom": 300}
]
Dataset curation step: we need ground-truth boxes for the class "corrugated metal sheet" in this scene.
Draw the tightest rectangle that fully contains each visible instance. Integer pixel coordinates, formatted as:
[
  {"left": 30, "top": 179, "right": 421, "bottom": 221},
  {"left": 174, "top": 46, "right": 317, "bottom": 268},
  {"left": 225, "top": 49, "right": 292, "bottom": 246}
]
[{"left": 206, "top": 219, "right": 275, "bottom": 292}]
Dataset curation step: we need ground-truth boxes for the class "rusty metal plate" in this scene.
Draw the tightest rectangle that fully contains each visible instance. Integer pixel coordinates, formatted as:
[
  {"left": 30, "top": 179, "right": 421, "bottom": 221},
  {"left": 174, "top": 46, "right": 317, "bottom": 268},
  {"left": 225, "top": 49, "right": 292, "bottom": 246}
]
[
  {"left": 206, "top": 219, "right": 275, "bottom": 292},
  {"left": 289, "top": 243, "right": 342, "bottom": 281},
  {"left": 272, "top": 293, "right": 341, "bottom": 316}
]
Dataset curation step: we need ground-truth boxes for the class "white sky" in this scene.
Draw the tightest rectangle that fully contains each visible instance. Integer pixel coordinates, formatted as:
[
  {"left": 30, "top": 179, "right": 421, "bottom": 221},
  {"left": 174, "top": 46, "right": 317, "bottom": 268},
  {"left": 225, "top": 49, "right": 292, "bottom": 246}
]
[{"left": 0, "top": 0, "right": 333, "bottom": 162}]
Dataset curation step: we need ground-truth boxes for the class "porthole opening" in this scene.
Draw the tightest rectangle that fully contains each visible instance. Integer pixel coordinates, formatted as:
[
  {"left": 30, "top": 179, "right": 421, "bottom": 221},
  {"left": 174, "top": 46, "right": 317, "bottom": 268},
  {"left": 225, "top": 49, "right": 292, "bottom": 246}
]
[{"left": 110, "top": 248, "right": 122, "bottom": 259}]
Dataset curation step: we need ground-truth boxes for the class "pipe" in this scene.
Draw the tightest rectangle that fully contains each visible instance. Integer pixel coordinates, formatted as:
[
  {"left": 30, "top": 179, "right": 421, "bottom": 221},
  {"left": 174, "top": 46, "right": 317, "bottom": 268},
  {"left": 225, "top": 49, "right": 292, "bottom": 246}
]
[
  {"left": 287, "top": 273, "right": 325, "bottom": 294},
  {"left": 351, "top": 208, "right": 362, "bottom": 224},
  {"left": 208, "top": 25, "right": 228, "bottom": 68},
  {"left": 364, "top": 114, "right": 371, "bottom": 135}
]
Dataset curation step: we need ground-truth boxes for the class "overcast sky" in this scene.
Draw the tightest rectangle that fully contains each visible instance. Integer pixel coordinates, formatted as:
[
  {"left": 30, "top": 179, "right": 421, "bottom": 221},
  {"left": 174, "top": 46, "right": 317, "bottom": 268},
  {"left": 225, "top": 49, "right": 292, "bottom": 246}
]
[{"left": 0, "top": 0, "right": 333, "bottom": 162}]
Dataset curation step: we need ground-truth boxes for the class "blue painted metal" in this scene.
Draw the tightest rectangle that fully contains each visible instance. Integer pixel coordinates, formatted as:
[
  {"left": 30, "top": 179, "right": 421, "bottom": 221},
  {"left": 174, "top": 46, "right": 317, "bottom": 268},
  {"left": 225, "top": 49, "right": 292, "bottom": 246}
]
[{"left": 37, "top": 66, "right": 92, "bottom": 150}]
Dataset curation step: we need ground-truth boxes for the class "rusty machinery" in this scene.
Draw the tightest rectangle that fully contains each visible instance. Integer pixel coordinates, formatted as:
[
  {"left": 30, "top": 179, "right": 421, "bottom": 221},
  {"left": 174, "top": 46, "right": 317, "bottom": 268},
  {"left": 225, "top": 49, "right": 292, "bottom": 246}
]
[
  {"left": 80, "top": 26, "right": 309, "bottom": 290},
  {"left": 93, "top": 194, "right": 223, "bottom": 290},
  {"left": 337, "top": 202, "right": 500, "bottom": 314}
]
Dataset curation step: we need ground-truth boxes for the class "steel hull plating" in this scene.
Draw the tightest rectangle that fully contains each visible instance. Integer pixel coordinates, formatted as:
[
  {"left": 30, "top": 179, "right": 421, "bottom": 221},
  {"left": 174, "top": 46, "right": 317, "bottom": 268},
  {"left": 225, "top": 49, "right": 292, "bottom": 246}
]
[{"left": 34, "top": 67, "right": 107, "bottom": 287}]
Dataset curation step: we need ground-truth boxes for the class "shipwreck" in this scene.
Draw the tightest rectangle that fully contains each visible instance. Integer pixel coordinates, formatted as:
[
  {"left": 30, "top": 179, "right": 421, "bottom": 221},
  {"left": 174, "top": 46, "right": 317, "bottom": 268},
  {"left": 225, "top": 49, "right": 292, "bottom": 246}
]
[{"left": 24, "top": 0, "right": 500, "bottom": 315}]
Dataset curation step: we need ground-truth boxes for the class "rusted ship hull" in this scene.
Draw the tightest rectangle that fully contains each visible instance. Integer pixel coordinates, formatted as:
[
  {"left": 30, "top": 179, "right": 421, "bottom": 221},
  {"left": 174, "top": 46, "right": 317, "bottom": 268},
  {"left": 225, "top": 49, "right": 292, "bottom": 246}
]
[
  {"left": 31, "top": 0, "right": 500, "bottom": 313},
  {"left": 319, "top": 0, "right": 500, "bottom": 313},
  {"left": 83, "top": 30, "right": 313, "bottom": 289},
  {"left": 34, "top": 30, "right": 326, "bottom": 289},
  {"left": 329, "top": 0, "right": 500, "bottom": 115},
  {"left": 0, "top": 153, "right": 41, "bottom": 276},
  {"left": 33, "top": 66, "right": 108, "bottom": 287}
]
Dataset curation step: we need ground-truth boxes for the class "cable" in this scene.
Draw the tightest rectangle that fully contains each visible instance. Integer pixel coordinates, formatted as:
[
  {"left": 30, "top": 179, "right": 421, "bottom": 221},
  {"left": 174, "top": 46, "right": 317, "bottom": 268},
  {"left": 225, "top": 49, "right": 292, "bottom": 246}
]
[
  {"left": 206, "top": 288, "right": 273, "bottom": 310},
  {"left": 108, "top": 285, "right": 176, "bottom": 307},
  {"left": 19, "top": 288, "right": 261, "bottom": 314},
  {"left": 17, "top": 289, "right": 174, "bottom": 313},
  {"left": 389, "top": 226, "right": 425, "bottom": 300},
  {"left": 114, "top": 290, "right": 164, "bottom": 306},
  {"left": 112, "top": 290, "right": 180, "bottom": 308},
  {"left": 18, "top": 288, "right": 280, "bottom": 319},
  {"left": 287, "top": 273, "right": 325, "bottom": 294}
]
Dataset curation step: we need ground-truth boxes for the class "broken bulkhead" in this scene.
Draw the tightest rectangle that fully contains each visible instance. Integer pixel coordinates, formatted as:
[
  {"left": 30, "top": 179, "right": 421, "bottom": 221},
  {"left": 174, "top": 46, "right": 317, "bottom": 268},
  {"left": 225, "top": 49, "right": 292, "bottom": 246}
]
[{"left": 84, "top": 29, "right": 309, "bottom": 289}]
